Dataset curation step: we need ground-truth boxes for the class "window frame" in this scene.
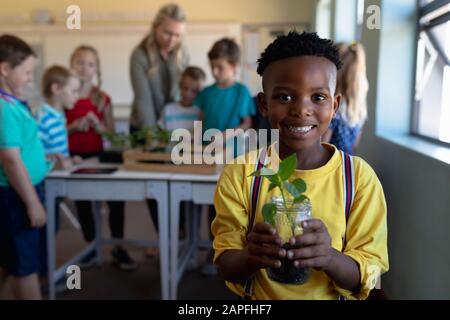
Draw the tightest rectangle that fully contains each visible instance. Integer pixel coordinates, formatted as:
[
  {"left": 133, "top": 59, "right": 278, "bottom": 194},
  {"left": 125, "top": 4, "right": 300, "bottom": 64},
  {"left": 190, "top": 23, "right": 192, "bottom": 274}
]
[{"left": 411, "top": 0, "right": 450, "bottom": 148}]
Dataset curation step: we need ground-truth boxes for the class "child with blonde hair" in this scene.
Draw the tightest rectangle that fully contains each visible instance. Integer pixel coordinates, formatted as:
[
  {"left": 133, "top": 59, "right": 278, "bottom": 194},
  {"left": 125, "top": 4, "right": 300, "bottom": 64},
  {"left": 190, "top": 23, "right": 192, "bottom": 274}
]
[
  {"left": 67, "top": 45, "right": 136, "bottom": 271},
  {"left": 38, "top": 65, "right": 80, "bottom": 168},
  {"left": 322, "top": 42, "right": 369, "bottom": 154}
]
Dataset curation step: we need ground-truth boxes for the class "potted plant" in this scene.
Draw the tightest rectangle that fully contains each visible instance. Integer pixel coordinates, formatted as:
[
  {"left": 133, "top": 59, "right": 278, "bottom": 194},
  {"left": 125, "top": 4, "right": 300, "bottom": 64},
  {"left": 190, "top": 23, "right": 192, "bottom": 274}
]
[{"left": 250, "top": 153, "right": 312, "bottom": 284}]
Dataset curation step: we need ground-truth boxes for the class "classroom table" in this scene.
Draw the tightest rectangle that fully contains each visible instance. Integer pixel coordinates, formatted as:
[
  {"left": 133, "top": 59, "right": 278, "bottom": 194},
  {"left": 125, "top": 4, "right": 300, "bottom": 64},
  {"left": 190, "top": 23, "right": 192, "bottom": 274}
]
[
  {"left": 168, "top": 173, "right": 220, "bottom": 300},
  {"left": 45, "top": 163, "right": 171, "bottom": 300}
]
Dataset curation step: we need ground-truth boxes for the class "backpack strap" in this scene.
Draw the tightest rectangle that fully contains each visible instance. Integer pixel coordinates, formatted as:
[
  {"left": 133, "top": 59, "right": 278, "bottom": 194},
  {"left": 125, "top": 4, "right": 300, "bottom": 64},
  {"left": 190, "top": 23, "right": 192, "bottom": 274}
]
[
  {"left": 341, "top": 150, "right": 355, "bottom": 249},
  {"left": 340, "top": 150, "right": 356, "bottom": 300},
  {"left": 243, "top": 148, "right": 267, "bottom": 300}
]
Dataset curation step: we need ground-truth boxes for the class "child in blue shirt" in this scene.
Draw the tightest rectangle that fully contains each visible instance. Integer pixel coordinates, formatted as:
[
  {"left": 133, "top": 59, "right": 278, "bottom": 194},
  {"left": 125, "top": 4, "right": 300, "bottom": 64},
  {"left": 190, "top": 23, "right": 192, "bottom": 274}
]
[
  {"left": 194, "top": 38, "right": 255, "bottom": 275},
  {"left": 38, "top": 65, "right": 80, "bottom": 168},
  {"left": 0, "top": 34, "right": 50, "bottom": 299},
  {"left": 195, "top": 38, "right": 255, "bottom": 145}
]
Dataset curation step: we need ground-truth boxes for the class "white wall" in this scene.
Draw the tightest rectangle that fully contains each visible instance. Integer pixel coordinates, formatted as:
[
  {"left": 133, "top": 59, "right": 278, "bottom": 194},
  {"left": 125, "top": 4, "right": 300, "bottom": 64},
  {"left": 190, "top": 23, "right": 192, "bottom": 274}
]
[{"left": 5, "top": 23, "right": 241, "bottom": 111}]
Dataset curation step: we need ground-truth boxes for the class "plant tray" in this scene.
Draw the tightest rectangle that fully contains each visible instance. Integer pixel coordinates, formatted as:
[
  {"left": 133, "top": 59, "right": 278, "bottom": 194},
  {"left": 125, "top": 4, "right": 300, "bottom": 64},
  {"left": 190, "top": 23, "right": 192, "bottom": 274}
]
[{"left": 122, "top": 148, "right": 222, "bottom": 175}]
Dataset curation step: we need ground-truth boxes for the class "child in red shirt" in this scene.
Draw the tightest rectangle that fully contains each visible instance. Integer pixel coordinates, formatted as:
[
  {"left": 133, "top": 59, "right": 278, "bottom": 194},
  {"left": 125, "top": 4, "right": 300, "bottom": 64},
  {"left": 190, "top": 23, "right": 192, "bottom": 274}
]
[{"left": 67, "top": 45, "right": 136, "bottom": 271}]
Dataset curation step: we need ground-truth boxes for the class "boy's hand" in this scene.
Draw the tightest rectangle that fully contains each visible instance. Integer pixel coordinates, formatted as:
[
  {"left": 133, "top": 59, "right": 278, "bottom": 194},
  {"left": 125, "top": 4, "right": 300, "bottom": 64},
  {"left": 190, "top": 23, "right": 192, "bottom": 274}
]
[
  {"left": 50, "top": 153, "right": 71, "bottom": 170},
  {"left": 246, "top": 222, "right": 286, "bottom": 270},
  {"left": 27, "top": 201, "right": 46, "bottom": 228},
  {"left": 286, "top": 219, "right": 335, "bottom": 271},
  {"left": 47, "top": 153, "right": 62, "bottom": 163},
  {"left": 60, "top": 157, "right": 73, "bottom": 170}
]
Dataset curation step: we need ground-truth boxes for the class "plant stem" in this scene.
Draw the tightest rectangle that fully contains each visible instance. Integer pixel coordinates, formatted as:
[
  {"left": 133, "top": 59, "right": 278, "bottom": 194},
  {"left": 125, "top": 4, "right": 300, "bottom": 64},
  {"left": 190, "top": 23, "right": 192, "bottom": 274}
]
[
  {"left": 289, "top": 193, "right": 295, "bottom": 209},
  {"left": 280, "top": 187, "right": 289, "bottom": 210}
]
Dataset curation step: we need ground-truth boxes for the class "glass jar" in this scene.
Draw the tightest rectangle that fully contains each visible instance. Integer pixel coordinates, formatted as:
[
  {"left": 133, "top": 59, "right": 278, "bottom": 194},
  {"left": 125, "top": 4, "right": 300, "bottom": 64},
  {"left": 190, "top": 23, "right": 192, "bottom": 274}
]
[{"left": 265, "top": 196, "right": 312, "bottom": 285}]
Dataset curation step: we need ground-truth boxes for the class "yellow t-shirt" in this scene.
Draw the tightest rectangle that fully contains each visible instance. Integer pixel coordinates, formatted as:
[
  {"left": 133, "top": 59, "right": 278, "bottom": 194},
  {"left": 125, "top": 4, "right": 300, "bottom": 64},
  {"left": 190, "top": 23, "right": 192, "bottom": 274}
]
[{"left": 212, "top": 143, "right": 388, "bottom": 300}]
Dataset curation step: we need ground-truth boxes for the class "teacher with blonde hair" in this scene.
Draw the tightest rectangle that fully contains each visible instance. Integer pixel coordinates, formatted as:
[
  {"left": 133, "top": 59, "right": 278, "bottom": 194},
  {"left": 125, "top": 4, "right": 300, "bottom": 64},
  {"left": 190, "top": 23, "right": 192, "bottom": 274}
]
[
  {"left": 129, "top": 3, "right": 189, "bottom": 257},
  {"left": 130, "top": 3, "right": 189, "bottom": 130}
]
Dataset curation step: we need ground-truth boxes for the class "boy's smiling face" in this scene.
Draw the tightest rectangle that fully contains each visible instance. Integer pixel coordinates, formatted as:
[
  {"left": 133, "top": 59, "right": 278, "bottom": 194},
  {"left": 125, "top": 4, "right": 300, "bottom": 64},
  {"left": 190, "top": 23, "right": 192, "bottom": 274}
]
[{"left": 258, "top": 55, "right": 340, "bottom": 154}]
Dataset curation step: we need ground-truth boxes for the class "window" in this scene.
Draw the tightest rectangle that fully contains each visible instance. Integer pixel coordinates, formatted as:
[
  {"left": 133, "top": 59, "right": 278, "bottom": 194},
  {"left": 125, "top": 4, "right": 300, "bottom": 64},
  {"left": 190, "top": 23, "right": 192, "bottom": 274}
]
[
  {"left": 413, "top": 0, "right": 450, "bottom": 145},
  {"left": 355, "top": 0, "right": 365, "bottom": 41}
]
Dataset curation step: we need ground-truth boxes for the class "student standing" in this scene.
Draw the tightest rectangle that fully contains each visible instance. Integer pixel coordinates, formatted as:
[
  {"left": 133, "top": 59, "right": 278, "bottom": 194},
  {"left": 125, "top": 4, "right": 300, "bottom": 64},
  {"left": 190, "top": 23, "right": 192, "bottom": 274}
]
[
  {"left": 194, "top": 38, "right": 255, "bottom": 275},
  {"left": 38, "top": 65, "right": 80, "bottom": 168},
  {"left": 67, "top": 45, "right": 136, "bottom": 271},
  {"left": 0, "top": 34, "right": 50, "bottom": 299},
  {"left": 322, "top": 42, "right": 369, "bottom": 155},
  {"left": 212, "top": 32, "right": 388, "bottom": 299}
]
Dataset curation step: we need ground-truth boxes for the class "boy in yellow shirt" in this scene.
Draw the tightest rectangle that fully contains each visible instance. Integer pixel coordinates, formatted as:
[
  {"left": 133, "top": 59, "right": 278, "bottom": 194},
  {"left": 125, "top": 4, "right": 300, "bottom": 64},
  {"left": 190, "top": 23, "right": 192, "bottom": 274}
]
[{"left": 212, "top": 31, "right": 388, "bottom": 300}]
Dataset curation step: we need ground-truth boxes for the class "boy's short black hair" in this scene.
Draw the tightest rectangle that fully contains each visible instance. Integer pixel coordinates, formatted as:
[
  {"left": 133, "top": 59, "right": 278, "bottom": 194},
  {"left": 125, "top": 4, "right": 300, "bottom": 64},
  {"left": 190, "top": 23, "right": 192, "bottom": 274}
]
[
  {"left": 256, "top": 31, "right": 342, "bottom": 76},
  {"left": 208, "top": 38, "right": 240, "bottom": 65},
  {"left": 182, "top": 66, "right": 206, "bottom": 82},
  {"left": 0, "top": 34, "right": 36, "bottom": 68}
]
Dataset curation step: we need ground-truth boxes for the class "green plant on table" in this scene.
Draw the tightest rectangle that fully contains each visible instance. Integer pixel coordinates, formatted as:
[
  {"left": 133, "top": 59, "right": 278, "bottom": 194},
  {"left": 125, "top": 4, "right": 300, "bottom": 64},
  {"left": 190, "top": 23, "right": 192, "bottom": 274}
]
[
  {"left": 145, "top": 125, "right": 172, "bottom": 152},
  {"left": 150, "top": 125, "right": 171, "bottom": 146},
  {"left": 103, "top": 125, "right": 172, "bottom": 150},
  {"left": 103, "top": 132, "right": 130, "bottom": 149}
]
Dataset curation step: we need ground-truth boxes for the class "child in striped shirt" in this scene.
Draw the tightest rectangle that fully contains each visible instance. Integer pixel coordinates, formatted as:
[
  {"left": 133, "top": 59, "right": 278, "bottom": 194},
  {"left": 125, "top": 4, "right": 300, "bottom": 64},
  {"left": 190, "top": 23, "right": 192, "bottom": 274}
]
[
  {"left": 37, "top": 65, "right": 80, "bottom": 169},
  {"left": 158, "top": 66, "right": 205, "bottom": 132}
]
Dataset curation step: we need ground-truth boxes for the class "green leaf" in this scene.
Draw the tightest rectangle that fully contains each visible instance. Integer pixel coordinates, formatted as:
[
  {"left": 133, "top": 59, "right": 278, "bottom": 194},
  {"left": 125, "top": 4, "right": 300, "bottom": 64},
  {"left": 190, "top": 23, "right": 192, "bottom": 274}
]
[
  {"left": 267, "top": 173, "right": 281, "bottom": 186},
  {"left": 268, "top": 183, "right": 278, "bottom": 192},
  {"left": 249, "top": 167, "right": 276, "bottom": 178},
  {"left": 294, "top": 195, "right": 308, "bottom": 204},
  {"left": 279, "top": 153, "right": 297, "bottom": 180},
  {"left": 249, "top": 170, "right": 261, "bottom": 177},
  {"left": 261, "top": 168, "right": 277, "bottom": 176},
  {"left": 283, "top": 181, "right": 300, "bottom": 198},
  {"left": 262, "top": 203, "right": 276, "bottom": 227},
  {"left": 291, "top": 178, "right": 307, "bottom": 194}
]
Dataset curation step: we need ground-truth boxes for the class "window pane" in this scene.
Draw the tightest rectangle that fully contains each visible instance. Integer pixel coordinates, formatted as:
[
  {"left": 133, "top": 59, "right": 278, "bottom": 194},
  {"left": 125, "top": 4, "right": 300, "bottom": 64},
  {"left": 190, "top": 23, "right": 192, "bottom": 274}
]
[
  {"left": 415, "top": 26, "right": 450, "bottom": 143},
  {"left": 421, "top": 0, "right": 434, "bottom": 6},
  {"left": 422, "top": 0, "right": 439, "bottom": 6},
  {"left": 413, "top": 0, "right": 450, "bottom": 143},
  {"left": 420, "top": 3, "right": 450, "bottom": 24},
  {"left": 429, "top": 20, "right": 450, "bottom": 61},
  {"left": 420, "top": 0, "right": 450, "bottom": 9}
]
